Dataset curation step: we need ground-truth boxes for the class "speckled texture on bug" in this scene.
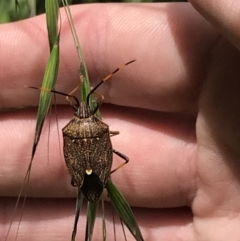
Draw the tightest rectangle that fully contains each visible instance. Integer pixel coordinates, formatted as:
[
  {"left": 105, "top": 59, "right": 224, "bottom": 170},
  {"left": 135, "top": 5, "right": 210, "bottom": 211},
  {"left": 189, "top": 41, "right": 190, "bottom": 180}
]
[{"left": 62, "top": 115, "right": 113, "bottom": 203}]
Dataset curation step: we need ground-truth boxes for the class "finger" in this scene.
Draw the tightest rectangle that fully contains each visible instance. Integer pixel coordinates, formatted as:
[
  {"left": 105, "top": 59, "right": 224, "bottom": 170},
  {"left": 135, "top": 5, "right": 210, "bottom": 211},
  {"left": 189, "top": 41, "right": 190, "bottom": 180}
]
[
  {"left": 1, "top": 198, "right": 194, "bottom": 241},
  {"left": 0, "top": 105, "right": 197, "bottom": 208},
  {"left": 189, "top": 0, "right": 240, "bottom": 50},
  {"left": 0, "top": 3, "right": 219, "bottom": 112}
]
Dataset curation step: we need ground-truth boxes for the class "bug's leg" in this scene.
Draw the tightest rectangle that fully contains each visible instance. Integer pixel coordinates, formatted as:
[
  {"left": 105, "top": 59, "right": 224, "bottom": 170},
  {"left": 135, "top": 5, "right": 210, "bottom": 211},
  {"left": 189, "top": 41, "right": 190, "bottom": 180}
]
[
  {"left": 110, "top": 131, "right": 119, "bottom": 137},
  {"left": 71, "top": 178, "right": 78, "bottom": 187},
  {"left": 111, "top": 149, "right": 129, "bottom": 174},
  {"left": 92, "top": 92, "right": 105, "bottom": 114}
]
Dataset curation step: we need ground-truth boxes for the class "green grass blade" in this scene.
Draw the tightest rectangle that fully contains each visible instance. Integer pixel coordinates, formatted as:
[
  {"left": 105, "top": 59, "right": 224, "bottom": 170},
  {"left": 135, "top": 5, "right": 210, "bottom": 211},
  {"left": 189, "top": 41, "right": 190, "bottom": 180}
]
[
  {"left": 85, "top": 201, "right": 99, "bottom": 241},
  {"left": 4, "top": 5, "right": 60, "bottom": 241},
  {"left": 61, "top": 0, "right": 93, "bottom": 104},
  {"left": 31, "top": 35, "right": 60, "bottom": 158},
  {"left": 72, "top": 188, "right": 84, "bottom": 241},
  {"left": 101, "top": 198, "right": 106, "bottom": 241},
  {"left": 79, "top": 65, "right": 91, "bottom": 104},
  {"left": 45, "top": 0, "right": 59, "bottom": 50},
  {"left": 106, "top": 180, "right": 144, "bottom": 241},
  {"left": 60, "top": 3, "right": 101, "bottom": 240}
]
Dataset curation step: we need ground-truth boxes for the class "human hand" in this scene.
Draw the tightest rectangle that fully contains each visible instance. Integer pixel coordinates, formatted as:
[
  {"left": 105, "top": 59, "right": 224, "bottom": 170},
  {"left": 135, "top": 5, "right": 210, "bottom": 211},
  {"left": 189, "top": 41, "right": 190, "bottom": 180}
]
[{"left": 1, "top": 1, "right": 240, "bottom": 240}]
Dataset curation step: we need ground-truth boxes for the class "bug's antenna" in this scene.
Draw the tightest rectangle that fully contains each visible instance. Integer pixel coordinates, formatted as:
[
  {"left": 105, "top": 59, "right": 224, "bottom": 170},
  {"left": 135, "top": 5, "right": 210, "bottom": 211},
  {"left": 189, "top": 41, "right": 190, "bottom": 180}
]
[
  {"left": 86, "top": 59, "right": 136, "bottom": 106},
  {"left": 25, "top": 85, "right": 80, "bottom": 109}
]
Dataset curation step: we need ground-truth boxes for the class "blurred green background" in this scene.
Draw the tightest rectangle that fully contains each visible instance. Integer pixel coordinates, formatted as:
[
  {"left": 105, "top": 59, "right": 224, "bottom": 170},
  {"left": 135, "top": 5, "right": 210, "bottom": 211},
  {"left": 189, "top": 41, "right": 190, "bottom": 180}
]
[{"left": 0, "top": 0, "right": 187, "bottom": 23}]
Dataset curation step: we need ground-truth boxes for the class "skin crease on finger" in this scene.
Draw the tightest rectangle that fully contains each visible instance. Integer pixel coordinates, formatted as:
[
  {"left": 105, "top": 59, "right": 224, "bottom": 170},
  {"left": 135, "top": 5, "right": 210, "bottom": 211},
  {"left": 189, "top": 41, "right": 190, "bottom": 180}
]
[{"left": 3, "top": 1, "right": 240, "bottom": 241}]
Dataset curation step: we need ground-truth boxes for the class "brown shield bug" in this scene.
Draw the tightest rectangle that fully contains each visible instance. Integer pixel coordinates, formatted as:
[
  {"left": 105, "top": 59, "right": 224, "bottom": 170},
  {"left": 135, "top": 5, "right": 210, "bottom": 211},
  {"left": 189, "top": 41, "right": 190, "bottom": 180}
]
[
  {"left": 63, "top": 60, "right": 136, "bottom": 203},
  {"left": 29, "top": 59, "right": 135, "bottom": 203}
]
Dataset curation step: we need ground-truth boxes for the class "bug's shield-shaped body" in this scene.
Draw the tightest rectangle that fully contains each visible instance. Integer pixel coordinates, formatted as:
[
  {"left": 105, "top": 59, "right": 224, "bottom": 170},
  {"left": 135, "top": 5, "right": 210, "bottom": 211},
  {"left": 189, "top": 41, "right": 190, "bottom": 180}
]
[{"left": 62, "top": 113, "right": 112, "bottom": 203}]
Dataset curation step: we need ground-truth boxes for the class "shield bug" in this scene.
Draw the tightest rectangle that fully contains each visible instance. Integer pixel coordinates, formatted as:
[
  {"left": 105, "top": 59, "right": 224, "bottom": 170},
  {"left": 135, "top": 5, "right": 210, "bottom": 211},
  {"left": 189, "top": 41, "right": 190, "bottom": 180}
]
[
  {"left": 28, "top": 59, "right": 136, "bottom": 203},
  {"left": 63, "top": 60, "right": 136, "bottom": 203}
]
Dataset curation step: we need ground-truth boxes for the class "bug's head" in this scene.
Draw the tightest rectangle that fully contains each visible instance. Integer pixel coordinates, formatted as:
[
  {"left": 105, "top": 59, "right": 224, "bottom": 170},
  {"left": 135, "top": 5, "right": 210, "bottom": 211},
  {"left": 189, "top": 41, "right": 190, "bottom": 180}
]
[{"left": 75, "top": 101, "right": 91, "bottom": 118}]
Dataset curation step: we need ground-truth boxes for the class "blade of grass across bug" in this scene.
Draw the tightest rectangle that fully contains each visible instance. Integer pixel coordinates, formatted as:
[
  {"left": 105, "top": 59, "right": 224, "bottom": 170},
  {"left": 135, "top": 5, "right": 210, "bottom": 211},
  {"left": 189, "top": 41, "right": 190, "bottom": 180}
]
[
  {"left": 106, "top": 180, "right": 144, "bottom": 241},
  {"left": 61, "top": 2, "right": 99, "bottom": 240},
  {"left": 85, "top": 201, "right": 99, "bottom": 241},
  {"left": 45, "top": 0, "right": 59, "bottom": 50}
]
